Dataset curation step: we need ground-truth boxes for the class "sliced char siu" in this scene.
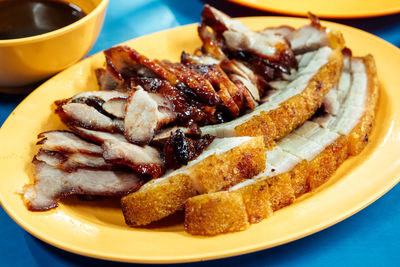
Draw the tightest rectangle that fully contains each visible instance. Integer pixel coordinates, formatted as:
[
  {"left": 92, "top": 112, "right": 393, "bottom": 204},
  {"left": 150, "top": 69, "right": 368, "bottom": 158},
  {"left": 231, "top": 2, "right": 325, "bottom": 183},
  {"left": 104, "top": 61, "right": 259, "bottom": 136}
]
[
  {"left": 55, "top": 99, "right": 124, "bottom": 133},
  {"left": 38, "top": 129, "right": 166, "bottom": 177},
  {"left": 102, "top": 139, "right": 165, "bottom": 178},
  {"left": 23, "top": 161, "right": 143, "bottom": 211},
  {"left": 123, "top": 88, "right": 176, "bottom": 145},
  {"left": 200, "top": 5, "right": 297, "bottom": 77},
  {"left": 34, "top": 149, "right": 117, "bottom": 172},
  {"left": 37, "top": 131, "right": 103, "bottom": 155}
]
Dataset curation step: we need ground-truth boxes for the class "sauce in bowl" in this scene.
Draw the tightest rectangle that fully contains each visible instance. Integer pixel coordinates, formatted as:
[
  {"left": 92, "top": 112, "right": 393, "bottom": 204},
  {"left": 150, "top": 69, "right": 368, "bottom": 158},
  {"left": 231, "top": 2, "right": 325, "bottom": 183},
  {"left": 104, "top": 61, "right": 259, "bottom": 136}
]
[{"left": 0, "top": 0, "right": 86, "bottom": 40}]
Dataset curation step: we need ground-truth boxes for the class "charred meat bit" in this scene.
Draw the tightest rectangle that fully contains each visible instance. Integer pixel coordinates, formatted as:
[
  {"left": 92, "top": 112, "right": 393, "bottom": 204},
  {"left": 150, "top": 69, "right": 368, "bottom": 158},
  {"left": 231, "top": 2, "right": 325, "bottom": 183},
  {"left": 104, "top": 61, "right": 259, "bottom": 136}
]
[
  {"left": 164, "top": 129, "right": 215, "bottom": 169},
  {"left": 157, "top": 61, "right": 221, "bottom": 106}
]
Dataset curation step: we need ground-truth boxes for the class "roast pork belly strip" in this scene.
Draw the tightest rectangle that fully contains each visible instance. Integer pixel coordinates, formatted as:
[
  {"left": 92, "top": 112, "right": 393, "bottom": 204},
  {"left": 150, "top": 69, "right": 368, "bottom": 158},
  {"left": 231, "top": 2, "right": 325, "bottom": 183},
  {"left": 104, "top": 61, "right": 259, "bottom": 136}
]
[
  {"left": 121, "top": 136, "right": 266, "bottom": 226},
  {"left": 201, "top": 41, "right": 344, "bottom": 145},
  {"left": 184, "top": 54, "right": 379, "bottom": 235},
  {"left": 313, "top": 54, "right": 379, "bottom": 155}
]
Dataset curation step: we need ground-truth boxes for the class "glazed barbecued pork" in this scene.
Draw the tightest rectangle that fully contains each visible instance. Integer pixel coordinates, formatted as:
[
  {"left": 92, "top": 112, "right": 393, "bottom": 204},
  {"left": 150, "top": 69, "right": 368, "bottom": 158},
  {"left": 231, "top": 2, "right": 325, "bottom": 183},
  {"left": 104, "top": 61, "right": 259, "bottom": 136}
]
[
  {"left": 23, "top": 161, "right": 143, "bottom": 211},
  {"left": 93, "top": 9, "right": 344, "bottom": 147},
  {"left": 37, "top": 130, "right": 165, "bottom": 177},
  {"left": 199, "top": 4, "right": 297, "bottom": 79},
  {"left": 184, "top": 53, "right": 379, "bottom": 235}
]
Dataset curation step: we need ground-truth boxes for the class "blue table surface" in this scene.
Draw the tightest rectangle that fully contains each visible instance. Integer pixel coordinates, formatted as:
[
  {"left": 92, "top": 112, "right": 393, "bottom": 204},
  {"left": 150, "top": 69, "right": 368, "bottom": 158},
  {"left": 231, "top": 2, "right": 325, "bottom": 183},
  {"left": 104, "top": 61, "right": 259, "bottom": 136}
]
[{"left": 1, "top": 1, "right": 400, "bottom": 266}]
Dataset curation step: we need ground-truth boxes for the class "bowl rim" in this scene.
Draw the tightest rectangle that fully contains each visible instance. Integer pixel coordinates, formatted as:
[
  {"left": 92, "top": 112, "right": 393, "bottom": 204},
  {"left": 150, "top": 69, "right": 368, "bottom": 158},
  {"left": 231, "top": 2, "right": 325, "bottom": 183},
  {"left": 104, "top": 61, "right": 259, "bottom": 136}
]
[{"left": 0, "top": 0, "right": 109, "bottom": 46}]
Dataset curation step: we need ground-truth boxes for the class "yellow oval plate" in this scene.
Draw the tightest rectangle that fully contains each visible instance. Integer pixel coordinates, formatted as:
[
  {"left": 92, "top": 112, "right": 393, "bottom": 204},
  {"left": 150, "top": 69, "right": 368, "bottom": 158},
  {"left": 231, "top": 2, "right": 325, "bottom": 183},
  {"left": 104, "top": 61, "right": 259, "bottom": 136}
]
[
  {"left": 1, "top": 17, "right": 400, "bottom": 263},
  {"left": 229, "top": 0, "right": 400, "bottom": 18}
]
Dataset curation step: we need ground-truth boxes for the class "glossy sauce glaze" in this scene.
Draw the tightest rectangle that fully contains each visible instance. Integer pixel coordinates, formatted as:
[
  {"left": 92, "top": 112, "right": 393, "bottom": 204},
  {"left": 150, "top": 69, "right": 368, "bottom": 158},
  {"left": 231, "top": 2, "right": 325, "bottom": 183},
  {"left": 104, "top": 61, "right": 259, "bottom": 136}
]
[{"left": 0, "top": 0, "right": 85, "bottom": 40}]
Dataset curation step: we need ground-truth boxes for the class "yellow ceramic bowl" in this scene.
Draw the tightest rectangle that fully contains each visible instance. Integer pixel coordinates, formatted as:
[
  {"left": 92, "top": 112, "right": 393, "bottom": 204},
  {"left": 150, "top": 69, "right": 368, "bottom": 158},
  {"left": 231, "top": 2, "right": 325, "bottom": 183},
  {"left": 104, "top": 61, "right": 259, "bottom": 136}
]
[{"left": 0, "top": 0, "right": 108, "bottom": 92}]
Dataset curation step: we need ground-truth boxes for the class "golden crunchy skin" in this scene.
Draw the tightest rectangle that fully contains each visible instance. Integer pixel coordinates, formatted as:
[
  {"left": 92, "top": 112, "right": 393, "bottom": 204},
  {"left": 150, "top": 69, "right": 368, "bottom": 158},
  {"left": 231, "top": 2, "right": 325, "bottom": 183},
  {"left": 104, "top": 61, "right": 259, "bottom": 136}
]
[
  {"left": 183, "top": 55, "right": 379, "bottom": 236},
  {"left": 267, "top": 172, "right": 295, "bottom": 211},
  {"left": 347, "top": 55, "right": 379, "bottom": 156},
  {"left": 191, "top": 137, "right": 266, "bottom": 193},
  {"left": 121, "top": 137, "right": 266, "bottom": 226},
  {"left": 289, "top": 160, "right": 309, "bottom": 197},
  {"left": 236, "top": 180, "right": 273, "bottom": 224},
  {"left": 184, "top": 192, "right": 250, "bottom": 236},
  {"left": 121, "top": 174, "right": 196, "bottom": 227},
  {"left": 235, "top": 42, "right": 344, "bottom": 145}
]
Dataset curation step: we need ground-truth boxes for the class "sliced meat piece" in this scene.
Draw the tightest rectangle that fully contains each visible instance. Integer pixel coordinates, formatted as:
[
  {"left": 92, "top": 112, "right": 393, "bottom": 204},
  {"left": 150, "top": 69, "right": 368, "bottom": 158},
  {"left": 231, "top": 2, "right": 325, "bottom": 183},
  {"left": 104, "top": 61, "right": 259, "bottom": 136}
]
[
  {"left": 131, "top": 77, "right": 215, "bottom": 125},
  {"left": 95, "top": 66, "right": 125, "bottom": 91},
  {"left": 189, "top": 62, "right": 257, "bottom": 111},
  {"left": 69, "top": 126, "right": 165, "bottom": 177},
  {"left": 69, "top": 126, "right": 126, "bottom": 144},
  {"left": 34, "top": 149, "right": 116, "bottom": 172},
  {"left": 197, "top": 23, "right": 227, "bottom": 60},
  {"left": 55, "top": 101, "right": 123, "bottom": 133},
  {"left": 223, "top": 29, "right": 287, "bottom": 61},
  {"left": 22, "top": 161, "right": 142, "bottom": 211},
  {"left": 220, "top": 59, "right": 261, "bottom": 102},
  {"left": 105, "top": 46, "right": 159, "bottom": 79},
  {"left": 282, "top": 15, "right": 331, "bottom": 55},
  {"left": 102, "top": 97, "right": 126, "bottom": 118},
  {"left": 185, "top": 63, "right": 242, "bottom": 116},
  {"left": 124, "top": 88, "right": 176, "bottom": 145},
  {"left": 201, "top": 4, "right": 296, "bottom": 72},
  {"left": 102, "top": 139, "right": 165, "bottom": 178},
  {"left": 37, "top": 131, "right": 102, "bottom": 155},
  {"left": 96, "top": 46, "right": 158, "bottom": 91},
  {"left": 71, "top": 91, "right": 129, "bottom": 102},
  {"left": 97, "top": 46, "right": 179, "bottom": 91},
  {"left": 157, "top": 61, "right": 222, "bottom": 106},
  {"left": 70, "top": 91, "right": 129, "bottom": 119},
  {"left": 125, "top": 47, "right": 180, "bottom": 85}
]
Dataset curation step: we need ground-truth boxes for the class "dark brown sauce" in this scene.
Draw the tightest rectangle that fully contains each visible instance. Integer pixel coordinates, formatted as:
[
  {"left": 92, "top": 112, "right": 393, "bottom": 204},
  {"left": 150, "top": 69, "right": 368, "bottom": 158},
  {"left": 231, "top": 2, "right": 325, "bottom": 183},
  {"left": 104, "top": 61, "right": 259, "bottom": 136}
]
[{"left": 0, "top": 0, "right": 86, "bottom": 40}]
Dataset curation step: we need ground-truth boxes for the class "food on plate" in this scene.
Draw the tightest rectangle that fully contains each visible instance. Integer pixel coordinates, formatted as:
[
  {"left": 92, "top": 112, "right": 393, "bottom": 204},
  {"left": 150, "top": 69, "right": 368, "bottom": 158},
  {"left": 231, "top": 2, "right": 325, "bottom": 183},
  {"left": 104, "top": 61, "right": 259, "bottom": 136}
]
[
  {"left": 21, "top": 4, "right": 379, "bottom": 237},
  {"left": 121, "top": 136, "right": 266, "bottom": 226},
  {"left": 184, "top": 53, "right": 379, "bottom": 235}
]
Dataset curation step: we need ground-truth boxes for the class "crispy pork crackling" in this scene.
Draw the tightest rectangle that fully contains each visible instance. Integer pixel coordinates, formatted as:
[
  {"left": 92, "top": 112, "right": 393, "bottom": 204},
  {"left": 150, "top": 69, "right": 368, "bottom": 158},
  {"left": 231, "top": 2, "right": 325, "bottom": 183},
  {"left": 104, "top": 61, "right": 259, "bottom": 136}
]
[
  {"left": 184, "top": 54, "right": 379, "bottom": 236},
  {"left": 121, "top": 136, "right": 266, "bottom": 226}
]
